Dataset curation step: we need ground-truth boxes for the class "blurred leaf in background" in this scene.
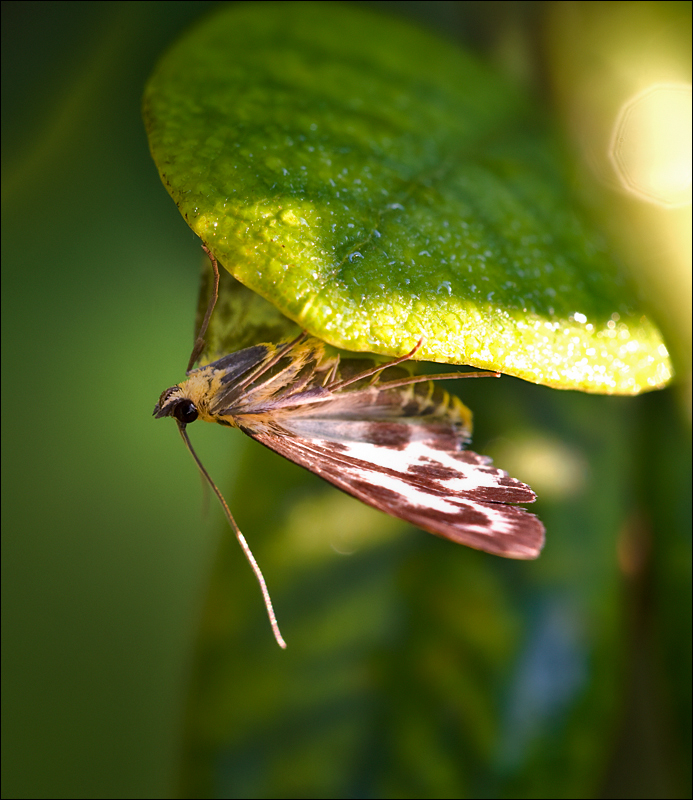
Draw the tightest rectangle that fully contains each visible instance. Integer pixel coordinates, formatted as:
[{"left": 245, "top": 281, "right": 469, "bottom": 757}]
[{"left": 2, "top": 2, "right": 690, "bottom": 799}]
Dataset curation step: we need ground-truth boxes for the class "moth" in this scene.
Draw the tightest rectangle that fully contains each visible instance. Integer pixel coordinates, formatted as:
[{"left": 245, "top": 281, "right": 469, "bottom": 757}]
[{"left": 155, "top": 247, "right": 545, "bottom": 647}]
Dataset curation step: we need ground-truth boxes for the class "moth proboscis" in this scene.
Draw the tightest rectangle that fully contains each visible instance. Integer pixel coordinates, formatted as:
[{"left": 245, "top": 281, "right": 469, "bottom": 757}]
[{"left": 154, "top": 246, "right": 545, "bottom": 648}]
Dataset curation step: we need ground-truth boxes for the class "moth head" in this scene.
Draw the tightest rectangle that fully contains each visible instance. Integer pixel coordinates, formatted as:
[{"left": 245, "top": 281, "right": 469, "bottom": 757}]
[{"left": 153, "top": 386, "right": 199, "bottom": 426}]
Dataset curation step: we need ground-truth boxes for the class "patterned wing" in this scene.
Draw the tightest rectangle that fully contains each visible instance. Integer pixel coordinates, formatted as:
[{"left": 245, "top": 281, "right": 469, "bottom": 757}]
[{"left": 233, "top": 378, "right": 545, "bottom": 559}]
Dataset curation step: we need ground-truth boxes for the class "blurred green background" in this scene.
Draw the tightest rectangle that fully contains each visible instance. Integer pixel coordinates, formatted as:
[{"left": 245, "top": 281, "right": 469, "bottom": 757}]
[{"left": 2, "top": 2, "right": 690, "bottom": 798}]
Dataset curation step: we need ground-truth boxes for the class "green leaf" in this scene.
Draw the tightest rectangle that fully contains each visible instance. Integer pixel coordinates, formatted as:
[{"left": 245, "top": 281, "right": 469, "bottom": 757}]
[{"left": 143, "top": 1, "right": 672, "bottom": 394}]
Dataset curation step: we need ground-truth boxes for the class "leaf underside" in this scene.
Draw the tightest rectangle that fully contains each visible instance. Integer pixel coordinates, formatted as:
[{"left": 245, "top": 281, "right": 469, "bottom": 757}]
[{"left": 144, "top": 1, "right": 672, "bottom": 394}]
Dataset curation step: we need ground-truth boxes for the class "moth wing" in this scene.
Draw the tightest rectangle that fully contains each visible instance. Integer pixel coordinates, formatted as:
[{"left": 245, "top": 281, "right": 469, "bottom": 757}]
[{"left": 236, "top": 413, "right": 545, "bottom": 560}]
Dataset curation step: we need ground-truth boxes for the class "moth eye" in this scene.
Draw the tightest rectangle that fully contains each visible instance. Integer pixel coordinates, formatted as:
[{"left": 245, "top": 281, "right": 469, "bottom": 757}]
[{"left": 173, "top": 400, "right": 198, "bottom": 425}]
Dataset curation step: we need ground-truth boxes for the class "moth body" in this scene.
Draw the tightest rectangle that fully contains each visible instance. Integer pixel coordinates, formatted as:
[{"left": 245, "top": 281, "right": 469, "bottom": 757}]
[
  {"left": 155, "top": 335, "right": 544, "bottom": 560},
  {"left": 154, "top": 247, "right": 545, "bottom": 647}
]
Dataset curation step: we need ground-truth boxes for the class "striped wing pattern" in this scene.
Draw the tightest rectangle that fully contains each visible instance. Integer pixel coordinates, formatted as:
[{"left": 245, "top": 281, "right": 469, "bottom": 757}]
[{"left": 185, "top": 337, "right": 546, "bottom": 559}]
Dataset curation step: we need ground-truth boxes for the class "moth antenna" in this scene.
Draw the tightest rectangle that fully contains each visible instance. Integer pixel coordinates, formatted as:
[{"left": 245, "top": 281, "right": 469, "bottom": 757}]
[
  {"left": 199, "top": 471, "right": 211, "bottom": 520},
  {"left": 176, "top": 423, "right": 287, "bottom": 649},
  {"left": 187, "top": 245, "right": 221, "bottom": 374}
]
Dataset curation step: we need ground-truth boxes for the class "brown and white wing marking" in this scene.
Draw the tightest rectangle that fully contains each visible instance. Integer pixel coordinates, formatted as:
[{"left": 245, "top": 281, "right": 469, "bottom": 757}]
[{"left": 234, "top": 379, "right": 545, "bottom": 560}]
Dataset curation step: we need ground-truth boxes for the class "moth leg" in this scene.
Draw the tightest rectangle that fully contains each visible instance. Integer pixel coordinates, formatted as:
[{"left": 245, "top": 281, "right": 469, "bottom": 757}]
[
  {"left": 322, "top": 353, "right": 341, "bottom": 387},
  {"left": 377, "top": 370, "right": 501, "bottom": 391},
  {"left": 327, "top": 336, "right": 500, "bottom": 393},
  {"left": 326, "top": 337, "right": 424, "bottom": 391}
]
